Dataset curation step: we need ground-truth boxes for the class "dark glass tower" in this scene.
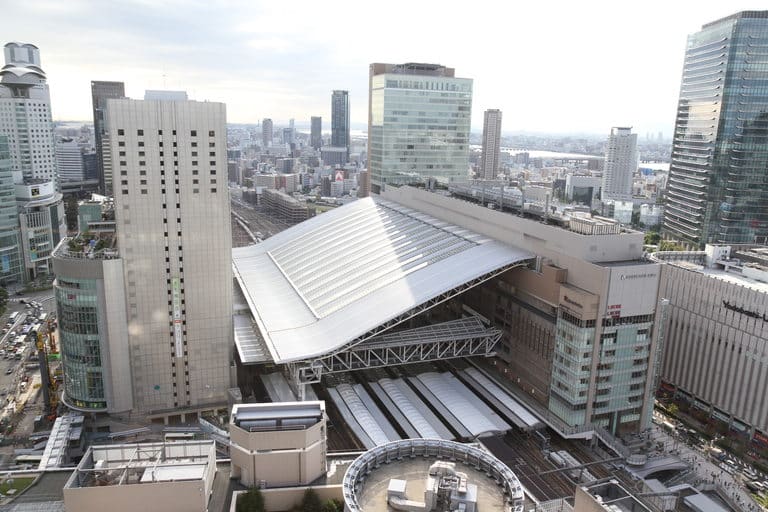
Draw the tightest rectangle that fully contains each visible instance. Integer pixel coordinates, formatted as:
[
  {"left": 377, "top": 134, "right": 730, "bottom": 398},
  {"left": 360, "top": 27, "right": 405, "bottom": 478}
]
[
  {"left": 91, "top": 81, "right": 125, "bottom": 194},
  {"left": 663, "top": 11, "right": 768, "bottom": 247},
  {"left": 310, "top": 116, "right": 322, "bottom": 150},
  {"left": 331, "top": 90, "right": 350, "bottom": 160}
]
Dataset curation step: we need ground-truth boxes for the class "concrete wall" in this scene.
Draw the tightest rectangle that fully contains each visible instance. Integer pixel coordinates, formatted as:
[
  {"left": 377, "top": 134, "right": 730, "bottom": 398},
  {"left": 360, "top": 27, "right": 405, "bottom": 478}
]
[{"left": 64, "top": 479, "right": 207, "bottom": 512}]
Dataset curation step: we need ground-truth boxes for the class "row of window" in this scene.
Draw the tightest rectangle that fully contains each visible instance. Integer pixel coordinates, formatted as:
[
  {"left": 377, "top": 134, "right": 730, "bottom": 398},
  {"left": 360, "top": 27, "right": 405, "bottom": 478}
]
[{"left": 118, "top": 129, "right": 216, "bottom": 137}]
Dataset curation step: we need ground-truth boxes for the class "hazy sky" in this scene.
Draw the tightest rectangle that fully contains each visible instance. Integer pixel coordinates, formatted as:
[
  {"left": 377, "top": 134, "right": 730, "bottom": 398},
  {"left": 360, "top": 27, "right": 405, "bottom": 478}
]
[{"left": 2, "top": 1, "right": 765, "bottom": 135}]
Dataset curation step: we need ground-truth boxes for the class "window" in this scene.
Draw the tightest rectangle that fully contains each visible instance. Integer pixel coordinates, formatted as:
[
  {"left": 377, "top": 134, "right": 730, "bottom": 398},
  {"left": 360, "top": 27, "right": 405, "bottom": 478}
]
[
  {"left": 192, "top": 161, "right": 198, "bottom": 166},
  {"left": 137, "top": 129, "right": 144, "bottom": 136},
  {"left": 119, "top": 161, "right": 127, "bottom": 166},
  {"left": 139, "top": 170, "right": 146, "bottom": 175},
  {"left": 208, "top": 130, "right": 215, "bottom": 136},
  {"left": 192, "top": 170, "right": 198, "bottom": 175},
  {"left": 210, "top": 169, "right": 216, "bottom": 175},
  {"left": 121, "top": 180, "right": 128, "bottom": 185},
  {"left": 209, "top": 151, "right": 215, "bottom": 156},
  {"left": 191, "top": 142, "right": 197, "bottom": 147},
  {"left": 139, "top": 161, "right": 145, "bottom": 166},
  {"left": 209, "top": 142, "right": 215, "bottom": 147},
  {"left": 119, "top": 151, "right": 126, "bottom": 157},
  {"left": 120, "top": 170, "right": 127, "bottom": 176},
  {"left": 140, "top": 180, "right": 147, "bottom": 185},
  {"left": 190, "top": 130, "right": 197, "bottom": 136},
  {"left": 193, "top": 188, "right": 199, "bottom": 193},
  {"left": 141, "top": 190, "right": 147, "bottom": 194},
  {"left": 191, "top": 151, "right": 197, "bottom": 157},
  {"left": 138, "top": 141, "right": 144, "bottom": 147},
  {"left": 211, "top": 188, "right": 217, "bottom": 193},
  {"left": 117, "top": 129, "right": 125, "bottom": 136},
  {"left": 210, "top": 179, "right": 216, "bottom": 184},
  {"left": 138, "top": 151, "right": 145, "bottom": 156},
  {"left": 118, "top": 141, "right": 125, "bottom": 147},
  {"left": 158, "top": 130, "right": 163, "bottom": 135}
]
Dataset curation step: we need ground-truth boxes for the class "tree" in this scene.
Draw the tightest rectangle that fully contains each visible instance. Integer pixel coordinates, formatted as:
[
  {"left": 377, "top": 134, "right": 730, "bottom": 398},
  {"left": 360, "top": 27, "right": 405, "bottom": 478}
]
[
  {"left": 236, "top": 488, "right": 265, "bottom": 512},
  {"left": 64, "top": 195, "right": 79, "bottom": 233},
  {"left": 320, "top": 500, "right": 342, "bottom": 512},
  {"left": 299, "top": 489, "right": 322, "bottom": 512},
  {"left": 667, "top": 403, "right": 679, "bottom": 417},
  {"left": 659, "top": 240, "right": 685, "bottom": 252},
  {"left": 644, "top": 231, "right": 661, "bottom": 246}
]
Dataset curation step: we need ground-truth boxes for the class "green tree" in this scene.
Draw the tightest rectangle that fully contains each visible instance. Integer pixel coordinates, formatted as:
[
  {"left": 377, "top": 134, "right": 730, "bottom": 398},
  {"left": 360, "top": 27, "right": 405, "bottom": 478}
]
[
  {"left": 236, "top": 488, "right": 265, "bottom": 512},
  {"left": 0, "top": 287, "right": 7, "bottom": 317},
  {"left": 644, "top": 231, "right": 661, "bottom": 246},
  {"left": 667, "top": 403, "right": 679, "bottom": 417},
  {"left": 320, "top": 499, "right": 341, "bottom": 512},
  {"left": 659, "top": 240, "right": 685, "bottom": 251},
  {"left": 299, "top": 489, "right": 322, "bottom": 512},
  {"left": 64, "top": 195, "right": 79, "bottom": 232}
]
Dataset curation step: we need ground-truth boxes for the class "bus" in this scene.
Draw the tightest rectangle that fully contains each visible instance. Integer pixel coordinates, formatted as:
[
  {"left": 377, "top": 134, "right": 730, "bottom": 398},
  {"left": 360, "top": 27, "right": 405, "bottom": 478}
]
[{"left": 8, "top": 312, "right": 18, "bottom": 323}]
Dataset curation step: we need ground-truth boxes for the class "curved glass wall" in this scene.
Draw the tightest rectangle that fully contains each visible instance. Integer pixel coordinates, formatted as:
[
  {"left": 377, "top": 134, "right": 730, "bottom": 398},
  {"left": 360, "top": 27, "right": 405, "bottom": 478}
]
[{"left": 55, "top": 277, "right": 107, "bottom": 410}]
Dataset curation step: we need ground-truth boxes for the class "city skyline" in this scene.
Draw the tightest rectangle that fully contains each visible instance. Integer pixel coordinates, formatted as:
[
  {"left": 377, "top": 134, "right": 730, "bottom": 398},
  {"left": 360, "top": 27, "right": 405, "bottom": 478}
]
[{"left": 1, "top": 1, "right": 764, "bottom": 135}]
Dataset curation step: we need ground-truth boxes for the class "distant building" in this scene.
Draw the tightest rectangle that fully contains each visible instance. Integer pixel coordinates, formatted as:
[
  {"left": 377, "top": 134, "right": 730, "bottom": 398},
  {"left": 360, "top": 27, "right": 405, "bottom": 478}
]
[
  {"left": 480, "top": 109, "right": 502, "bottom": 179},
  {"left": 310, "top": 116, "right": 322, "bottom": 150},
  {"left": 331, "top": 90, "right": 350, "bottom": 161},
  {"left": 56, "top": 139, "right": 86, "bottom": 182},
  {"left": 0, "top": 136, "right": 22, "bottom": 285},
  {"left": 105, "top": 95, "right": 232, "bottom": 417},
  {"left": 321, "top": 146, "right": 347, "bottom": 167},
  {"left": 262, "top": 118, "right": 273, "bottom": 148},
  {"left": 357, "top": 170, "right": 370, "bottom": 198},
  {"left": 602, "top": 199, "right": 633, "bottom": 224},
  {"left": 565, "top": 174, "right": 601, "bottom": 206},
  {"left": 664, "top": 11, "right": 768, "bottom": 247},
  {"left": 90, "top": 80, "right": 125, "bottom": 194},
  {"left": 16, "top": 180, "right": 65, "bottom": 279},
  {"left": 601, "top": 127, "right": 637, "bottom": 201},
  {"left": 639, "top": 204, "right": 663, "bottom": 227},
  {"left": 368, "top": 62, "right": 472, "bottom": 193},
  {"left": 0, "top": 43, "right": 58, "bottom": 186},
  {"left": 321, "top": 175, "right": 331, "bottom": 196}
]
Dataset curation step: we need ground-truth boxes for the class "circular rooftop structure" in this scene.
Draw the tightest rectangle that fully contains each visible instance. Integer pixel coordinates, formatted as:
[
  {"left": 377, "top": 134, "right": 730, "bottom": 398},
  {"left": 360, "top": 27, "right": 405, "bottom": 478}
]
[{"left": 343, "top": 439, "right": 524, "bottom": 512}]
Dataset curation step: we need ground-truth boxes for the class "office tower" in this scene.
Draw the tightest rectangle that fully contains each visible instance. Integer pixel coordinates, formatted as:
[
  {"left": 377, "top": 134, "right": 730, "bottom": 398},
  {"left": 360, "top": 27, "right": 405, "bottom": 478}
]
[
  {"left": 16, "top": 181, "right": 65, "bottom": 278},
  {"left": 480, "top": 109, "right": 502, "bottom": 179},
  {"left": 261, "top": 118, "right": 273, "bottom": 148},
  {"left": 663, "top": 11, "right": 768, "bottom": 247},
  {"left": 310, "top": 116, "right": 322, "bottom": 150},
  {"left": 107, "top": 96, "right": 233, "bottom": 416},
  {"left": 601, "top": 127, "right": 637, "bottom": 201},
  {"left": 368, "top": 63, "right": 472, "bottom": 193},
  {"left": 56, "top": 139, "right": 85, "bottom": 183},
  {"left": 91, "top": 81, "right": 125, "bottom": 194},
  {"left": 331, "top": 90, "right": 350, "bottom": 159},
  {"left": 0, "top": 136, "right": 22, "bottom": 285},
  {"left": 0, "top": 42, "right": 57, "bottom": 185}
]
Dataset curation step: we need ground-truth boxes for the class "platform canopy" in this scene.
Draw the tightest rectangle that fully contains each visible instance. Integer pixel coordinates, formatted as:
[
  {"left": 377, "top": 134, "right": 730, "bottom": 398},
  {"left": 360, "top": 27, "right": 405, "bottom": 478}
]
[{"left": 232, "top": 196, "right": 532, "bottom": 364}]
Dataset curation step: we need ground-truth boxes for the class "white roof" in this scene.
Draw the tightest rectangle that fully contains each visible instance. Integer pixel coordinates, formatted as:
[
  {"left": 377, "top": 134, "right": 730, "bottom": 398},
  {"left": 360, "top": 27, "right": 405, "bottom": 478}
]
[{"left": 233, "top": 197, "right": 532, "bottom": 363}]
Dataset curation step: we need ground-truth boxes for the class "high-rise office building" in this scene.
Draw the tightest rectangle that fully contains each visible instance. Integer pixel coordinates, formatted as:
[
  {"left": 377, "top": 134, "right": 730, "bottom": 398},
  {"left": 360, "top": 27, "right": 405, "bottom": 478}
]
[
  {"left": 663, "top": 11, "right": 768, "bottom": 247},
  {"left": 56, "top": 139, "right": 85, "bottom": 183},
  {"left": 0, "top": 42, "right": 57, "bottom": 185},
  {"left": 480, "top": 109, "right": 502, "bottom": 180},
  {"left": 601, "top": 127, "right": 637, "bottom": 201},
  {"left": 261, "top": 118, "right": 273, "bottom": 148},
  {"left": 90, "top": 81, "right": 125, "bottom": 194},
  {"left": 368, "top": 63, "right": 472, "bottom": 193},
  {"left": 106, "top": 96, "right": 233, "bottom": 416},
  {"left": 310, "top": 116, "right": 322, "bottom": 150},
  {"left": 331, "top": 90, "right": 350, "bottom": 159},
  {"left": 0, "top": 136, "right": 22, "bottom": 285}
]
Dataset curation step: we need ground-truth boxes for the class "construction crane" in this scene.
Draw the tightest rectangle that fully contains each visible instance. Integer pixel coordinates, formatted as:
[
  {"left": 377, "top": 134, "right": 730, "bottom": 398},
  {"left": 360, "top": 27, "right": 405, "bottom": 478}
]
[{"left": 35, "top": 319, "right": 58, "bottom": 421}]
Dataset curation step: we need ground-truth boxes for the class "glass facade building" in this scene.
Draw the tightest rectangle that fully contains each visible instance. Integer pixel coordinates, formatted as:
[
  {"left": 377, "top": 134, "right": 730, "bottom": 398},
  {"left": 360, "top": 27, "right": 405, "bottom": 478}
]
[
  {"left": 331, "top": 90, "right": 350, "bottom": 159},
  {"left": 663, "top": 11, "right": 768, "bottom": 247},
  {"left": 0, "top": 136, "right": 22, "bottom": 285},
  {"left": 368, "top": 63, "right": 472, "bottom": 193}
]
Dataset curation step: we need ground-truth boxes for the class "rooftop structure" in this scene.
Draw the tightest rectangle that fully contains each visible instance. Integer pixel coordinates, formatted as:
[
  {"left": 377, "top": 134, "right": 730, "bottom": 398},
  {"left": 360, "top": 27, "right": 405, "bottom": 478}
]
[
  {"left": 232, "top": 196, "right": 532, "bottom": 365},
  {"left": 229, "top": 401, "right": 327, "bottom": 487},
  {"left": 343, "top": 439, "right": 524, "bottom": 512},
  {"left": 63, "top": 440, "right": 216, "bottom": 512},
  {"left": 38, "top": 414, "right": 85, "bottom": 470}
]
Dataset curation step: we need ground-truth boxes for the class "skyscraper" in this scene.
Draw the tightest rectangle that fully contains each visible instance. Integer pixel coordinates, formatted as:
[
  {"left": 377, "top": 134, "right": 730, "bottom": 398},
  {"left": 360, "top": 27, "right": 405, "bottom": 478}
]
[
  {"left": 601, "top": 127, "right": 637, "bottom": 201},
  {"left": 331, "top": 90, "right": 350, "bottom": 160},
  {"left": 0, "top": 43, "right": 57, "bottom": 185},
  {"left": 368, "top": 63, "right": 472, "bottom": 193},
  {"left": 0, "top": 136, "right": 22, "bottom": 285},
  {"left": 56, "top": 138, "right": 85, "bottom": 183},
  {"left": 107, "top": 96, "right": 233, "bottom": 416},
  {"left": 91, "top": 81, "right": 125, "bottom": 194},
  {"left": 480, "top": 109, "right": 502, "bottom": 180},
  {"left": 663, "top": 11, "right": 768, "bottom": 247},
  {"left": 262, "top": 118, "right": 273, "bottom": 148},
  {"left": 310, "top": 116, "right": 322, "bottom": 150}
]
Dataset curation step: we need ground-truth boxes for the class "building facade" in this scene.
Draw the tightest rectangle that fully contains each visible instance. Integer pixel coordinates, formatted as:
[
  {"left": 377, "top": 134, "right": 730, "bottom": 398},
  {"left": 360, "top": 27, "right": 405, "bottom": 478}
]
[
  {"left": 0, "top": 42, "right": 57, "bottom": 186},
  {"left": 56, "top": 138, "right": 85, "bottom": 183},
  {"left": 652, "top": 245, "right": 768, "bottom": 452},
  {"left": 601, "top": 127, "right": 637, "bottom": 201},
  {"left": 53, "top": 234, "right": 133, "bottom": 414},
  {"left": 480, "top": 109, "right": 502, "bottom": 180},
  {"left": 310, "top": 116, "right": 322, "bottom": 150},
  {"left": 368, "top": 63, "right": 472, "bottom": 193},
  {"left": 331, "top": 90, "right": 349, "bottom": 160},
  {"left": 0, "top": 136, "right": 22, "bottom": 285},
  {"left": 106, "top": 96, "right": 233, "bottom": 416},
  {"left": 383, "top": 186, "right": 662, "bottom": 435},
  {"left": 262, "top": 118, "right": 273, "bottom": 148},
  {"left": 663, "top": 11, "right": 768, "bottom": 247},
  {"left": 90, "top": 81, "right": 125, "bottom": 194},
  {"left": 16, "top": 180, "right": 65, "bottom": 279}
]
